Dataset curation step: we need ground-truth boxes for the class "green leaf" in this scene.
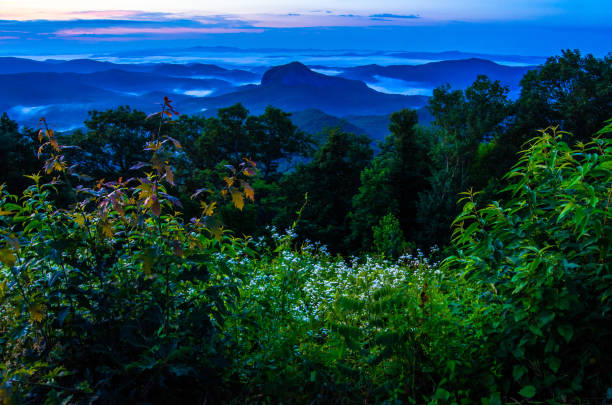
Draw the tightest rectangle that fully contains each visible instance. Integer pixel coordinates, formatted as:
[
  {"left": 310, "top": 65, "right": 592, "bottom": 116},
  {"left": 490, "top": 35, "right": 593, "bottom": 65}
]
[
  {"left": 512, "top": 365, "right": 526, "bottom": 381},
  {"left": 528, "top": 325, "right": 543, "bottom": 337},
  {"left": 462, "top": 201, "right": 475, "bottom": 213},
  {"left": 538, "top": 311, "right": 555, "bottom": 326},
  {"left": 548, "top": 356, "right": 561, "bottom": 373},
  {"left": 557, "top": 324, "right": 573, "bottom": 343},
  {"left": 434, "top": 387, "right": 450, "bottom": 401},
  {"left": 557, "top": 201, "right": 575, "bottom": 223},
  {"left": 519, "top": 385, "right": 536, "bottom": 398},
  {"left": 142, "top": 250, "right": 154, "bottom": 276}
]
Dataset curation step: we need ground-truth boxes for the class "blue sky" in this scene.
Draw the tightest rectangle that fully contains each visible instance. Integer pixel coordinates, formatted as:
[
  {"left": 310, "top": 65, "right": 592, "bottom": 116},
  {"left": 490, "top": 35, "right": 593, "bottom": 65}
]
[
  {"left": 3, "top": 0, "right": 611, "bottom": 23},
  {"left": 0, "top": 1, "right": 610, "bottom": 57}
]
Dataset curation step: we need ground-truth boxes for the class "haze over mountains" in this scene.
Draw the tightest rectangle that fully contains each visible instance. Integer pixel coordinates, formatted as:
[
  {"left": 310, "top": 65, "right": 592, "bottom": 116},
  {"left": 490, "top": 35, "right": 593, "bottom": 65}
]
[
  {"left": 190, "top": 62, "right": 428, "bottom": 117},
  {"left": 0, "top": 55, "right": 535, "bottom": 140}
]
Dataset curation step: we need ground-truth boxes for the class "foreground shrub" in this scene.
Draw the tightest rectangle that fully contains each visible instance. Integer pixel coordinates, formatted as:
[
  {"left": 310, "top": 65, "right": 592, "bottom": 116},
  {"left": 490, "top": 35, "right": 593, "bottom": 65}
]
[
  {"left": 225, "top": 124, "right": 611, "bottom": 404},
  {"left": 0, "top": 102, "right": 256, "bottom": 403},
  {"left": 445, "top": 124, "right": 611, "bottom": 401},
  {"left": 223, "top": 231, "right": 493, "bottom": 403},
  {"left": 0, "top": 113, "right": 609, "bottom": 404}
]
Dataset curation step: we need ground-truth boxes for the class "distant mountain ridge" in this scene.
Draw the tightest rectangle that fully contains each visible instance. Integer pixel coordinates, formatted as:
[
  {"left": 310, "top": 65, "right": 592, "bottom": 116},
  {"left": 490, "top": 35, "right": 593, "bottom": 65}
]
[
  {"left": 105, "top": 47, "right": 546, "bottom": 65},
  {"left": 0, "top": 57, "right": 536, "bottom": 130},
  {"left": 194, "top": 62, "right": 429, "bottom": 116},
  {"left": 0, "top": 71, "right": 234, "bottom": 106},
  {"left": 289, "top": 107, "right": 434, "bottom": 145},
  {"left": 0, "top": 57, "right": 118, "bottom": 74},
  {"left": 0, "top": 57, "right": 258, "bottom": 82},
  {"left": 338, "top": 58, "right": 533, "bottom": 92},
  {"left": 290, "top": 109, "right": 368, "bottom": 141}
]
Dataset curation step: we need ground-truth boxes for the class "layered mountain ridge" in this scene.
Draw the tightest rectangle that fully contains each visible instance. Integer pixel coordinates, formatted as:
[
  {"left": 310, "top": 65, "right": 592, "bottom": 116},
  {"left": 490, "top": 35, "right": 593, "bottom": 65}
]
[{"left": 0, "top": 57, "right": 534, "bottom": 138}]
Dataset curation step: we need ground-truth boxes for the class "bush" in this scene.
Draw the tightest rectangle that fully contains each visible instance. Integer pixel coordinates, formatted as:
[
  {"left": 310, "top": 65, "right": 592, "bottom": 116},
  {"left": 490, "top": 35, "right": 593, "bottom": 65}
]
[
  {"left": 0, "top": 102, "right": 255, "bottom": 403},
  {"left": 372, "top": 212, "right": 412, "bottom": 259},
  {"left": 1, "top": 104, "right": 609, "bottom": 403},
  {"left": 445, "top": 124, "right": 612, "bottom": 401}
]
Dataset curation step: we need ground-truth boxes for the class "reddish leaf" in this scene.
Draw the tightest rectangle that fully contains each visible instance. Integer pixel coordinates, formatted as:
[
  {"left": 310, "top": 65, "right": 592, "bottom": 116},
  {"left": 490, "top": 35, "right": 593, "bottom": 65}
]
[
  {"left": 243, "top": 167, "right": 256, "bottom": 177},
  {"left": 241, "top": 180, "right": 255, "bottom": 201},
  {"left": 151, "top": 200, "right": 161, "bottom": 217},
  {"left": 165, "top": 136, "right": 182, "bottom": 149},
  {"left": 172, "top": 240, "right": 183, "bottom": 257},
  {"left": 165, "top": 165, "right": 175, "bottom": 186},
  {"left": 49, "top": 137, "right": 60, "bottom": 152}
]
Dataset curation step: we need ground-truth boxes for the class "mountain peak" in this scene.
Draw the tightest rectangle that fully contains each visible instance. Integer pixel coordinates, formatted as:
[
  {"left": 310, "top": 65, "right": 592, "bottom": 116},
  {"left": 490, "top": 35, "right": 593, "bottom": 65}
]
[{"left": 261, "top": 62, "right": 321, "bottom": 86}]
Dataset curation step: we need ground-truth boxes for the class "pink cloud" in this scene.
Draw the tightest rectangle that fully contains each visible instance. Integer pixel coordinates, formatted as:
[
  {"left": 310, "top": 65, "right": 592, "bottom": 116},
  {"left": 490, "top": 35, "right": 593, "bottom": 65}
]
[
  {"left": 0, "top": 8, "right": 170, "bottom": 21},
  {"left": 226, "top": 13, "right": 427, "bottom": 28},
  {"left": 54, "top": 26, "right": 263, "bottom": 36},
  {"left": 56, "top": 36, "right": 142, "bottom": 42},
  {"left": 0, "top": 36, "right": 19, "bottom": 40},
  {"left": 68, "top": 10, "right": 156, "bottom": 19}
]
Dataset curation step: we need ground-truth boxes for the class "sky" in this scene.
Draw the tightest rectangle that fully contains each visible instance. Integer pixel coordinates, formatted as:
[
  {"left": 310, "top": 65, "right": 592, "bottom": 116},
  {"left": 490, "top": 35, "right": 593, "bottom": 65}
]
[
  {"left": 1, "top": 0, "right": 609, "bottom": 22},
  {"left": 0, "top": 0, "right": 610, "bottom": 58}
]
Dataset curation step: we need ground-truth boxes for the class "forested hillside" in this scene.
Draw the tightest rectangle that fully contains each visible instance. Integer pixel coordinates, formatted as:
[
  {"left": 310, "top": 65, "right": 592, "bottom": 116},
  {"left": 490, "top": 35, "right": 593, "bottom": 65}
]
[{"left": 0, "top": 50, "right": 610, "bottom": 403}]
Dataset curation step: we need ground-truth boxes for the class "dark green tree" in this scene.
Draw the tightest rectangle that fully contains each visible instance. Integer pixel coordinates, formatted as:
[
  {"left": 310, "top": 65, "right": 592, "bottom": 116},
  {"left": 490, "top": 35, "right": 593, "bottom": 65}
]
[
  {"left": 349, "top": 109, "right": 430, "bottom": 250},
  {"left": 247, "top": 106, "right": 313, "bottom": 180},
  {"left": 214, "top": 103, "right": 252, "bottom": 166},
  {"left": 0, "top": 113, "right": 38, "bottom": 193},
  {"left": 167, "top": 104, "right": 313, "bottom": 232},
  {"left": 278, "top": 128, "right": 373, "bottom": 252},
  {"left": 512, "top": 49, "right": 612, "bottom": 145},
  {"left": 417, "top": 76, "right": 513, "bottom": 246},
  {"left": 69, "top": 106, "right": 155, "bottom": 179},
  {"left": 372, "top": 212, "right": 411, "bottom": 259}
]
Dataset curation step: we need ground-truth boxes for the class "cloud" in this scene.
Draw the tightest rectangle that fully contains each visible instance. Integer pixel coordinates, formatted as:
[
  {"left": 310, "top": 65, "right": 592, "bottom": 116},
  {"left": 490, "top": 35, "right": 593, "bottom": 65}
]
[
  {"left": 0, "top": 11, "right": 427, "bottom": 41},
  {"left": 244, "top": 13, "right": 423, "bottom": 28},
  {"left": 68, "top": 10, "right": 175, "bottom": 20},
  {"left": 370, "top": 13, "right": 420, "bottom": 19},
  {"left": 179, "top": 89, "right": 214, "bottom": 97},
  {"left": 0, "top": 15, "right": 264, "bottom": 42},
  {"left": 55, "top": 26, "right": 262, "bottom": 36}
]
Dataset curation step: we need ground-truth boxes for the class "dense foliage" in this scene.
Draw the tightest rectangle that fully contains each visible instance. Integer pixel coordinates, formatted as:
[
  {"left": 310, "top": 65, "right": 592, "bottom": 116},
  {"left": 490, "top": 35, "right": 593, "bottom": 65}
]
[
  {"left": 2, "top": 50, "right": 610, "bottom": 255},
  {"left": 445, "top": 125, "right": 612, "bottom": 401},
  {"left": 0, "top": 101, "right": 258, "bottom": 403},
  {"left": 0, "top": 50, "right": 611, "bottom": 403}
]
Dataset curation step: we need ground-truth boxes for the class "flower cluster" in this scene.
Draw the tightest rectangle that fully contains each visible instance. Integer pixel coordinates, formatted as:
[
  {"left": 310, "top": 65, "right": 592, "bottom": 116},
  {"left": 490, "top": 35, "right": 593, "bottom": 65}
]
[{"left": 227, "top": 233, "right": 441, "bottom": 323}]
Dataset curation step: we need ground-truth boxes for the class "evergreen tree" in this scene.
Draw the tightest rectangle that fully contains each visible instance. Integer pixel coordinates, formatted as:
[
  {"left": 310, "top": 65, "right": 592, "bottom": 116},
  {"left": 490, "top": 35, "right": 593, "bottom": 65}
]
[
  {"left": 349, "top": 109, "right": 430, "bottom": 250},
  {"left": 0, "top": 113, "right": 37, "bottom": 193},
  {"left": 278, "top": 128, "right": 373, "bottom": 252}
]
